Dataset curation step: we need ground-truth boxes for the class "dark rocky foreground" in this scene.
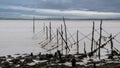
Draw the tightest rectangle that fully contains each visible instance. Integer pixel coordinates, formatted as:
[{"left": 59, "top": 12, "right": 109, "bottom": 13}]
[{"left": 0, "top": 53, "right": 120, "bottom": 68}]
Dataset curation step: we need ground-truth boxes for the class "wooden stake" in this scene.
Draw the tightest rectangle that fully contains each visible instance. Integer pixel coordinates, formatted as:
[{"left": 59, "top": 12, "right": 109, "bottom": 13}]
[
  {"left": 98, "top": 19, "right": 102, "bottom": 59},
  {"left": 63, "top": 17, "right": 68, "bottom": 55},
  {"left": 49, "top": 22, "right": 52, "bottom": 41},
  {"left": 33, "top": 16, "right": 35, "bottom": 34},
  {"left": 46, "top": 26, "right": 48, "bottom": 40},
  {"left": 61, "top": 24, "right": 64, "bottom": 54},
  {"left": 43, "top": 23, "right": 45, "bottom": 33},
  {"left": 90, "top": 21, "right": 95, "bottom": 57},
  {"left": 77, "top": 30, "right": 79, "bottom": 54},
  {"left": 91, "top": 21, "right": 95, "bottom": 53},
  {"left": 84, "top": 42, "right": 86, "bottom": 55},
  {"left": 57, "top": 29, "right": 59, "bottom": 50},
  {"left": 110, "top": 34, "right": 113, "bottom": 56}
]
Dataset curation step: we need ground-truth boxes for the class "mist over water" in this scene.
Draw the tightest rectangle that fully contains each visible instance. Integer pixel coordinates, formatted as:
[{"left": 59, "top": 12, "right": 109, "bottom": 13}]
[{"left": 0, "top": 20, "right": 120, "bottom": 56}]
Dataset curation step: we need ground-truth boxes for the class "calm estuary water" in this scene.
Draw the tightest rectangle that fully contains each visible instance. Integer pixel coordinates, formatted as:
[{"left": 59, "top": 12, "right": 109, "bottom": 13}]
[{"left": 0, "top": 19, "right": 120, "bottom": 56}]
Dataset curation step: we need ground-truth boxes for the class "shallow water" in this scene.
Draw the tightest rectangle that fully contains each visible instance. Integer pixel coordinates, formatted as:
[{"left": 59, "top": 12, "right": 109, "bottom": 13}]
[{"left": 0, "top": 19, "right": 120, "bottom": 56}]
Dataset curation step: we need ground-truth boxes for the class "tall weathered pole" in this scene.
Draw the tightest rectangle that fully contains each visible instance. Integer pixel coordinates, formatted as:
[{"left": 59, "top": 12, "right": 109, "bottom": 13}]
[
  {"left": 91, "top": 21, "right": 95, "bottom": 54},
  {"left": 84, "top": 42, "right": 87, "bottom": 55},
  {"left": 33, "top": 16, "right": 35, "bottom": 34},
  {"left": 77, "top": 30, "right": 79, "bottom": 54},
  {"left": 63, "top": 17, "right": 68, "bottom": 55},
  {"left": 49, "top": 22, "right": 52, "bottom": 41},
  {"left": 43, "top": 23, "right": 45, "bottom": 34},
  {"left": 57, "top": 29, "right": 59, "bottom": 50},
  {"left": 110, "top": 34, "right": 113, "bottom": 57},
  {"left": 61, "top": 24, "right": 64, "bottom": 54},
  {"left": 98, "top": 19, "right": 102, "bottom": 59},
  {"left": 46, "top": 26, "right": 48, "bottom": 40},
  {"left": 49, "top": 22, "right": 52, "bottom": 54}
]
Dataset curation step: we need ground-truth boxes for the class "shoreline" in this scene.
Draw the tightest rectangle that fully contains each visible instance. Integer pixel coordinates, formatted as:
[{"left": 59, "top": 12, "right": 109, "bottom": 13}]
[
  {"left": 0, "top": 18, "right": 120, "bottom": 20},
  {"left": 0, "top": 52, "right": 120, "bottom": 68}
]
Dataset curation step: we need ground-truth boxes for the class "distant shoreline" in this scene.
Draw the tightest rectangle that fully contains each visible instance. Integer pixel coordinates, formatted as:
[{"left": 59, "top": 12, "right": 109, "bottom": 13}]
[{"left": 0, "top": 18, "right": 120, "bottom": 20}]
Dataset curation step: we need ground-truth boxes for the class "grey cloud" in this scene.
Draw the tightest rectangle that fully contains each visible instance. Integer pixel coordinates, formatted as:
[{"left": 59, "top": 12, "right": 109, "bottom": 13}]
[
  {"left": 0, "top": 0, "right": 120, "bottom": 12},
  {"left": 0, "top": 0, "right": 120, "bottom": 18},
  {"left": 31, "top": 0, "right": 120, "bottom": 12}
]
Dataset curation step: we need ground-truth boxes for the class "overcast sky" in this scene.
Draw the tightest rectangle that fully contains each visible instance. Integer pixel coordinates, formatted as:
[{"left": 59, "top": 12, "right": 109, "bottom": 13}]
[{"left": 0, "top": 0, "right": 120, "bottom": 18}]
